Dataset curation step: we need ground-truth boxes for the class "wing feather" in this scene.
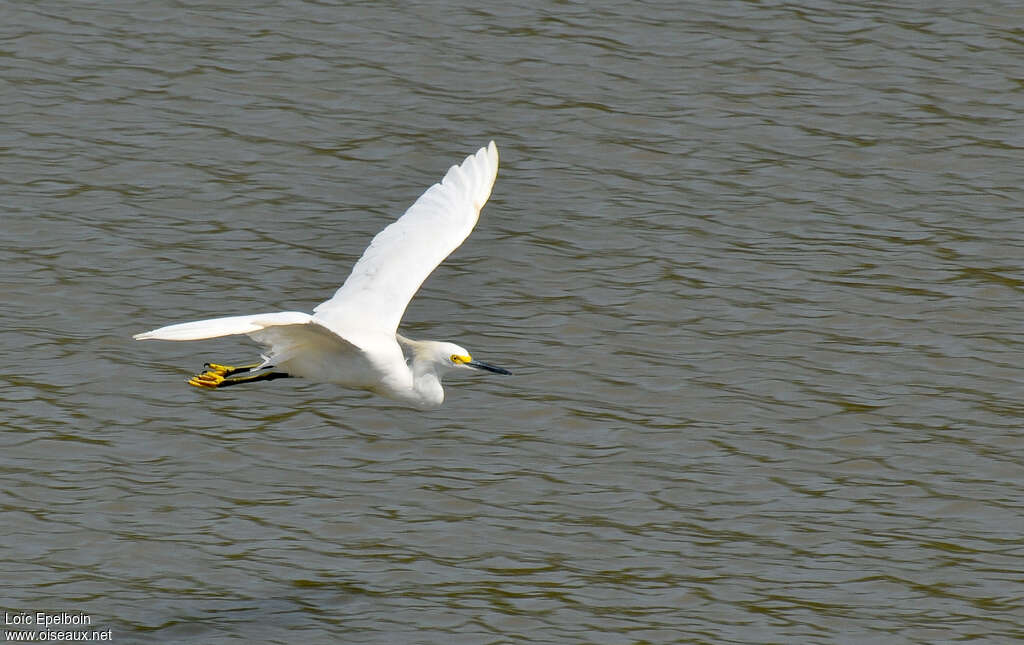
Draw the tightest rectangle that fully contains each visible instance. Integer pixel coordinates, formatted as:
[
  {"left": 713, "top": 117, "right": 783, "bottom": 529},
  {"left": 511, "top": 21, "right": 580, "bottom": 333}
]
[
  {"left": 135, "top": 313, "right": 365, "bottom": 377},
  {"left": 133, "top": 312, "right": 313, "bottom": 341},
  {"left": 248, "top": 320, "right": 364, "bottom": 370},
  {"left": 313, "top": 141, "right": 499, "bottom": 335}
]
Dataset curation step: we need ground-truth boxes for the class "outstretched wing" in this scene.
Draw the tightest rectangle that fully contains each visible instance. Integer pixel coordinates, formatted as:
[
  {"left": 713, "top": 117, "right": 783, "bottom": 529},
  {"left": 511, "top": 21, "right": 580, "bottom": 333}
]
[
  {"left": 313, "top": 141, "right": 499, "bottom": 336},
  {"left": 134, "top": 312, "right": 366, "bottom": 376},
  {"left": 133, "top": 312, "right": 314, "bottom": 341},
  {"left": 247, "top": 320, "right": 366, "bottom": 372}
]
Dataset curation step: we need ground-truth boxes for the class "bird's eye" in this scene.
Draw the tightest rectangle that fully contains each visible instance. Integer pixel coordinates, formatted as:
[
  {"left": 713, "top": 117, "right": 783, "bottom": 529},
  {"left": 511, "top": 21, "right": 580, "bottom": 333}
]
[{"left": 450, "top": 354, "right": 461, "bottom": 363}]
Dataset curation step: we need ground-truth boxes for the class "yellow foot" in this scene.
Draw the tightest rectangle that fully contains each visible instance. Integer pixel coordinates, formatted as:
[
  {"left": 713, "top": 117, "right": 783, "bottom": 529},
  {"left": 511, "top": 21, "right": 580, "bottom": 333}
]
[
  {"left": 198, "top": 362, "right": 262, "bottom": 378},
  {"left": 202, "top": 363, "right": 234, "bottom": 376},
  {"left": 188, "top": 370, "right": 226, "bottom": 388},
  {"left": 187, "top": 365, "right": 291, "bottom": 389}
]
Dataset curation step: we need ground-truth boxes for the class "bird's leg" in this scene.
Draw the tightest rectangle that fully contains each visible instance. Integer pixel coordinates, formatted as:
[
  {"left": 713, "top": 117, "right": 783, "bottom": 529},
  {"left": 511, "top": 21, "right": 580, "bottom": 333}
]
[
  {"left": 188, "top": 363, "right": 291, "bottom": 389},
  {"left": 202, "top": 362, "right": 263, "bottom": 377}
]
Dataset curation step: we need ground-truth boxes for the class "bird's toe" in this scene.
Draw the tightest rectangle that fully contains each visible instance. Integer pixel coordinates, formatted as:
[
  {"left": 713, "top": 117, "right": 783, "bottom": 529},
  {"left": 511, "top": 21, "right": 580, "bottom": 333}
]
[{"left": 188, "top": 371, "right": 225, "bottom": 388}]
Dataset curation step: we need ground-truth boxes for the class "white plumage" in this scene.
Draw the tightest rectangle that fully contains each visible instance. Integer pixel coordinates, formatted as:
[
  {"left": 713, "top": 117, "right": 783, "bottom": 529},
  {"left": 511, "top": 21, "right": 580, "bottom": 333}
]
[
  {"left": 134, "top": 141, "right": 510, "bottom": 409},
  {"left": 133, "top": 312, "right": 314, "bottom": 341}
]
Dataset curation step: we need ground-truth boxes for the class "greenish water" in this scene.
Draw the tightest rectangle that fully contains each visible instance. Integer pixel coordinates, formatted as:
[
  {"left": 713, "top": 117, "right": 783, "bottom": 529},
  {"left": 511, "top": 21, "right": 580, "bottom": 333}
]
[{"left": 3, "top": 1, "right": 1023, "bottom": 643}]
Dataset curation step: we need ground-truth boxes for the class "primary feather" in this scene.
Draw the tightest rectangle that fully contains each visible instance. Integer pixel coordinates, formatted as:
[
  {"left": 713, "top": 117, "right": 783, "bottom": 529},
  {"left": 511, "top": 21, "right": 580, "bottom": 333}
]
[
  {"left": 132, "top": 312, "right": 312, "bottom": 341},
  {"left": 313, "top": 141, "right": 498, "bottom": 335}
]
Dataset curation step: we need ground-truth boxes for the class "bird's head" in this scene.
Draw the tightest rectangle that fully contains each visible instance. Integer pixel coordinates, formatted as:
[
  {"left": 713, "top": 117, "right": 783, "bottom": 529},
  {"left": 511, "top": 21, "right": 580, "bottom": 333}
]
[{"left": 433, "top": 341, "right": 512, "bottom": 376}]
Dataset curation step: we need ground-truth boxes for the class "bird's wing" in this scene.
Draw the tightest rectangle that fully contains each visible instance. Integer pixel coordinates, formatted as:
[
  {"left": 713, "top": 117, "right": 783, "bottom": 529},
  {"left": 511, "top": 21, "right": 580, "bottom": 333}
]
[
  {"left": 135, "top": 312, "right": 365, "bottom": 372},
  {"left": 247, "top": 319, "right": 365, "bottom": 370},
  {"left": 312, "top": 141, "right": 499, "bottom": 336},
  {"left": 133, "top": 312, "right": 314, "bottom": 341}
]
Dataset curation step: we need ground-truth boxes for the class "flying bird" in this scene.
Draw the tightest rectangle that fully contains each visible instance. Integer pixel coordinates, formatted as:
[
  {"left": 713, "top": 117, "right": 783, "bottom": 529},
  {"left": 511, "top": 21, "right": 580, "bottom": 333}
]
[{"left": 134, "top": 141, "right": 510, "bottom": 409}]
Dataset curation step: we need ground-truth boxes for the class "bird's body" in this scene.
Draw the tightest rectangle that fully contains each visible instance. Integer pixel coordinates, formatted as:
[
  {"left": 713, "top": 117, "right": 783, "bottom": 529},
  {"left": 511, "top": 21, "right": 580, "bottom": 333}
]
[{"left": 134, "top": 142, "right": 510, "bottom": 409}]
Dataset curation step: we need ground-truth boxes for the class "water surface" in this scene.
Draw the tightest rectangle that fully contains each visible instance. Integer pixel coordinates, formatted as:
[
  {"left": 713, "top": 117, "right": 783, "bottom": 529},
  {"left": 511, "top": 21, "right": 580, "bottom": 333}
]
[{"left": 3, "top": 1, "right": 1023, "bottom": 643}]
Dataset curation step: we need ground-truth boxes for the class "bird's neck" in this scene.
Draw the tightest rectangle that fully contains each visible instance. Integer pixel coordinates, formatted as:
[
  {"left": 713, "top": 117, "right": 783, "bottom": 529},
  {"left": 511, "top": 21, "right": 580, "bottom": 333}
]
[
  {"left": 396, "top": 334, "right": 445, "bottom": 409},
  {"left": 412, "top": 370, "right": 444, "bottom": 409}
]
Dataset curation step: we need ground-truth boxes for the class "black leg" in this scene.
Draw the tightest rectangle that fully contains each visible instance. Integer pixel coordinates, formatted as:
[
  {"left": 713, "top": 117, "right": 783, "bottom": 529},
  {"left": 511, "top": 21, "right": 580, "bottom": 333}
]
[
  {"left": 215, "top": 371, "right": 292, "bottom": 387},
  {"left": 189, "top": 364, "right": 291, "bottom": 389},
  {"left": 202, "top": 362, "right": 265, "bottom": 377}
]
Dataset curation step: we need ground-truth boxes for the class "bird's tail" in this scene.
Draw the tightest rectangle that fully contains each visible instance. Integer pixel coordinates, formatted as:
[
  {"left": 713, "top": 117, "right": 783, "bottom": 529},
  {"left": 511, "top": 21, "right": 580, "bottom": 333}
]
[{"left": 133, "top": 312, "right": 313, "bottom": 341}]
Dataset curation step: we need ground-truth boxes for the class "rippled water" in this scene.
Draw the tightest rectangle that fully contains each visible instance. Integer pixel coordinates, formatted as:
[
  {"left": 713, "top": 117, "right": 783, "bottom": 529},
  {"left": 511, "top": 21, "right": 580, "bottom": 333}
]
[{"left": 4, "top": 1, "right": 1024, "bottom": 643}]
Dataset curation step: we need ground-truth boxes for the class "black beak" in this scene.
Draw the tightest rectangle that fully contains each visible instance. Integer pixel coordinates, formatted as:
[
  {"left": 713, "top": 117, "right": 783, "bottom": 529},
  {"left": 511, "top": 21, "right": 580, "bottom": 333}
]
[{"left": 466, "top": 360, "right": 511, "bottom": 375}]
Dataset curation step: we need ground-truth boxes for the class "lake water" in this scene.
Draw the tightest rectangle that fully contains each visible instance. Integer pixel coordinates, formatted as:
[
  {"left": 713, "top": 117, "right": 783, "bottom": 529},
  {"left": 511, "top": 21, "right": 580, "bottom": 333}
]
[{"left": 3, "top": 1, "right": 1024, "bottom": 643}]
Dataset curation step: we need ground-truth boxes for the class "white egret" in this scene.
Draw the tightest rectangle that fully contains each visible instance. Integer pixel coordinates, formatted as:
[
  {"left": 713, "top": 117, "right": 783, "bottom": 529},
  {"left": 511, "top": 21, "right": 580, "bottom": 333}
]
[{"left": 134, "top": 141, "right": 510, "bottom": 409}]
